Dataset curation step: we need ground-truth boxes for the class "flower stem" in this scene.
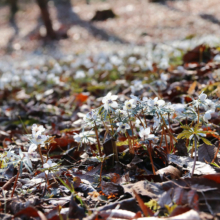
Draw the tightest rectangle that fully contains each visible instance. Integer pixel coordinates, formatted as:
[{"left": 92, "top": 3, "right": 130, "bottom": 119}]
[
  {"left": 141, "top": 109, "right": 148, "bottom": 128},
  {"left": 159, "top": 126, "right": 164, "bottom": 148},
  {"left": 38, "top": 144, "right": 44, "bottom": 166},
  {"left": 128, "top": 111, "right": 135, "bottom": 146},
  {"left": 11, "top": 163, "right": 20, "bottom": 197},
  {"left": 94, "top": 123, "right": 102, "bottom": 157},
  {"left": 163, "top": 126, "right": 169, "bottom": 154},
  {"left": 136, "top": 115, "right": 145, "bottom": 128},
  {"left": 168, "top": 113, "right": 173, "bottom": 153},
  {"left": 108, "top": 113, "right": 115, "bottom": 137},
  {"left": 191, "top": 135, "right": 197, "bottom": 177},
  {"left": 126, "top": 131, "right": 134, "bottom": 155},
  {"left": 159, "top": 113, "right": 177, "bottom": 143},
  {"left": 149, "top": 141, "right": 156, "bottom": 175}
]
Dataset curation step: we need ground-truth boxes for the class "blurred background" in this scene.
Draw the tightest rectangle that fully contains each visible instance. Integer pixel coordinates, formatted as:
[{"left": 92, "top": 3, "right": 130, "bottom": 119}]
[{"left": 0, "top": 0, "right": 220, "bottom": 57}]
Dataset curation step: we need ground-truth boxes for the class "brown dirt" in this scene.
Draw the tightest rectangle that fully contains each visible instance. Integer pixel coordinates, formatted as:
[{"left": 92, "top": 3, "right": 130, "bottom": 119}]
[{"left": 0, "top": 0, "right": 220, "bottom": 58}]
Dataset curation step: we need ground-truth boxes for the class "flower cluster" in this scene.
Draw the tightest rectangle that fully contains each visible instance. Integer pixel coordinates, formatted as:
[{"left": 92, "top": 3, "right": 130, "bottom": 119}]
[
  {"left": 73, "top": 90, "right": 219, "bottom": 149},
  {"left": 6, "top": 124, "right": 50, "bottom": 171}
]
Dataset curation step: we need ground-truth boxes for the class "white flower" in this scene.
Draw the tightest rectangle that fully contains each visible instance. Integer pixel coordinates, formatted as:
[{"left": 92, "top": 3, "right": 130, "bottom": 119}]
[
  {"left": 203, "top": 110, "right": 214, "bottom": 122},
  {"left": 115, "top": 109, "right": 127, "bottom": 118},
  {"left": 198, "top": 91, "right": 207, "bottom": 102},
  {"left": 30, "top": 124, "right": 49, "bottom": 146},
  {"left": 148, "top": 97, "right": 165, "bottom": 110},
  {"left": 88, "top": 68, "right": 95, "bottom": 76},
  {"left": 43, "top": 159, "right": 57, "bottom": 174},
  {"left": 32, "top": 124, "right": 45, "bottom": 136},
  {"left": 28, "top": 143, "right": 37, "bottom": 155},
  {"left": 130, "top": 80, "right": 144, "bottom": 94},
  {"left": 74, "top": 70, "right": 85, "bottom": 79},
  {"left": 73, "top": 133, "right": 81, "bottom": 143},
  {"left": 153, "top": 116, "right": 161, "bottom": 129},
  {"left": 128, "top": 57, "right": 137, "bottom": 64},
  {"left": 73, "top": 131, "right": 96, "bottom": 144},
  {"left": 139, "top": 127, "right": 156, "bottom": 140},
  {"left": 204, "top": 99, "right": 216, "bottom": 111},
  {"left": 130, "top": 95, "right": 141, "bottom": 103},
  {"left": 116, "top": 122, "right": 130, "bottom": 133},
  {"left": 172, "top": 104, "right": 186, "bottom": 113},
  {"left": 160, "top": 73, "right": 168, "bottom": 81},
  {"left": 23, "top": 143, "right": 37, "bottom": 168},
  {"left": 30, "top": 133, "right": 49, "bottom": 146},
  {"left": 137, "top": 60, "right": 153, "bottom": 71},
  {"left": 214, "top": 54, "right": 220, "bottom": 62},
  {"left": 83, "top": 111, "right": 97, "bottom": 123},
  {"left": 159, "top": 58, "right": 169, "bottom": 69},
  {"left": 135, "top": 119, "right": 142, "bottom": 128},
  {"left": 193, "top": 91, "right": 209, "bottom": 108},
  {"left": 123, "top": 99, "right": 136, "bottom": 111},
  {"left": 102, "top": 92, "right": 118, "bottom": 111},
  {"left": 104, "top": 62, "right": 113, "bottom": 71},
  {"left": 7, "top": 151, "right": 15, "bottom": 159}
]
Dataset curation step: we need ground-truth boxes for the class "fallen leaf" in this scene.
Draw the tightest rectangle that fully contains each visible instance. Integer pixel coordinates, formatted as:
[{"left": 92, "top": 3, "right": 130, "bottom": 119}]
[
  {"left": 198, "top": 143, "right": 218, "bottom": 163},
  {"left": 101, "top": 180, "right": 124, "bottom": 197},
  {"left": 156, "top": 165, "right": 182, "bottom": 179},
  {"left": 14, "top": 206, "right": 47, "bottom": 220}
]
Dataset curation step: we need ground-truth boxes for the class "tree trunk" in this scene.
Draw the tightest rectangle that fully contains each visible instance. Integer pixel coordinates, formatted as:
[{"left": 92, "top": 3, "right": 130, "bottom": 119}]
[
  {"left": 35, "top": 0, "right": 56, "bottom": 39},
  {"left": 9, "top": 0, "right": 18, "bottom": 23}
]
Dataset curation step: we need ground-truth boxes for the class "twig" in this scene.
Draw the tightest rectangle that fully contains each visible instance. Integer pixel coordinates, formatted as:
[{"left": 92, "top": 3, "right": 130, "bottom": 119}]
[
  {"left": 201, "top": 191, "right": 213, "bottom": 215},
  {"left": 148, "top": 141, "right": 156, "bottom": 175},
  {"left": 0, "top": 176, "right": 16, "bottom": 192},
  {"left": 11, "top": 166, "right": 20, "bottom": 197},
  {"left": 191, "top": 135, "right": 197, "bottom": 177}
]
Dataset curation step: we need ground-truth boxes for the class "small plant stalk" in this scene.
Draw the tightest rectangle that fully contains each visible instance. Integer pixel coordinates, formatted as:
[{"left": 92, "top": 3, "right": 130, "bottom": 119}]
[
  {"left": 38, "top": 144, "right": 44, "bottom": 166},
  {"left": 94, "top": 123, "right": 102, "bottom": 157},
  {"left": 159, "top": 126, "right": 164, "bottom": 148},
  {"left": 137, "top": 115, "right": 145, "bottom": 128},
  {"left": 108, "top": 113, "right": 115, "bottom": 137},
  {"left": 168, "top": 113, "right": 173, "bottom": 152},
  {"left": 127, "top": 111, "right": 135, "bottom": 146},
  {"left": 191, "top": 135, "right": 197, "bottom": 177},
  {"left": 141, "top": 109, "right": 148, "bottom": 128},
  {"left": 163, "top": 126, "right": 169, "bottom": 154},
  {"left": 112, "top": 139, "right": 119, "bottom": 162},
  {"left": 191, "top": 141, "right": 194, "bottom": 158},
  {"left": 11, "top": 163, "right": 20, "bottom": 197},
  {"left": 148, "top": 141, "right": 156, "bottom": 175},
  {"left": 127, "top": 131, "right": 134, "bottom": 155},
  {"left": 159, "top": 113, "right": 177, "bottom": 143}
]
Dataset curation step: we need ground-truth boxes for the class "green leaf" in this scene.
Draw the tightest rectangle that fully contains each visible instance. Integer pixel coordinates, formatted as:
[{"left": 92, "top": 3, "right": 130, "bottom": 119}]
[
  {"left": 180, "top": 125, "right": 191, "bottom": 130},
  {"left": 177, "top": 131, "right": 191, "bottom": 139},
  {"left": 201, "top": 137, "right": 212, "bottom": 145}
]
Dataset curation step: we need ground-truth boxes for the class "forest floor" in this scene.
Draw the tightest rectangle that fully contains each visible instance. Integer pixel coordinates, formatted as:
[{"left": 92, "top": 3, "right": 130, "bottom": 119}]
[
  {"left": 1, "top": 0, "right": 220, "bottom": 57},
  {"left": 1, "top": 0, "right": 220, "bottom": 220}
]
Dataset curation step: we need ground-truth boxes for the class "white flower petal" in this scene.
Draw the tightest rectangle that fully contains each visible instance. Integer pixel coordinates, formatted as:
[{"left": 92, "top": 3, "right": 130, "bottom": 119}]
[
  {"left": 189, "top": 134, "right": 194, "bottom": 140},
  {"left": 104, "top": 103, "right": 109, "bottom": 110},
  {"left": 111, "top": 101, "right": 118, "bottom": 108},
  {"left": 111, "top": 95, "right": 118, "bottom": 100}
]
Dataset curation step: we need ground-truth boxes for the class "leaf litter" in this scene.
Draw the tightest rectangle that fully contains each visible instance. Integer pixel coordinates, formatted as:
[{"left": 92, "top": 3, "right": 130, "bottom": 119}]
[{"left": 1, "top": 13, "right": 220, "bottom": 220}]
